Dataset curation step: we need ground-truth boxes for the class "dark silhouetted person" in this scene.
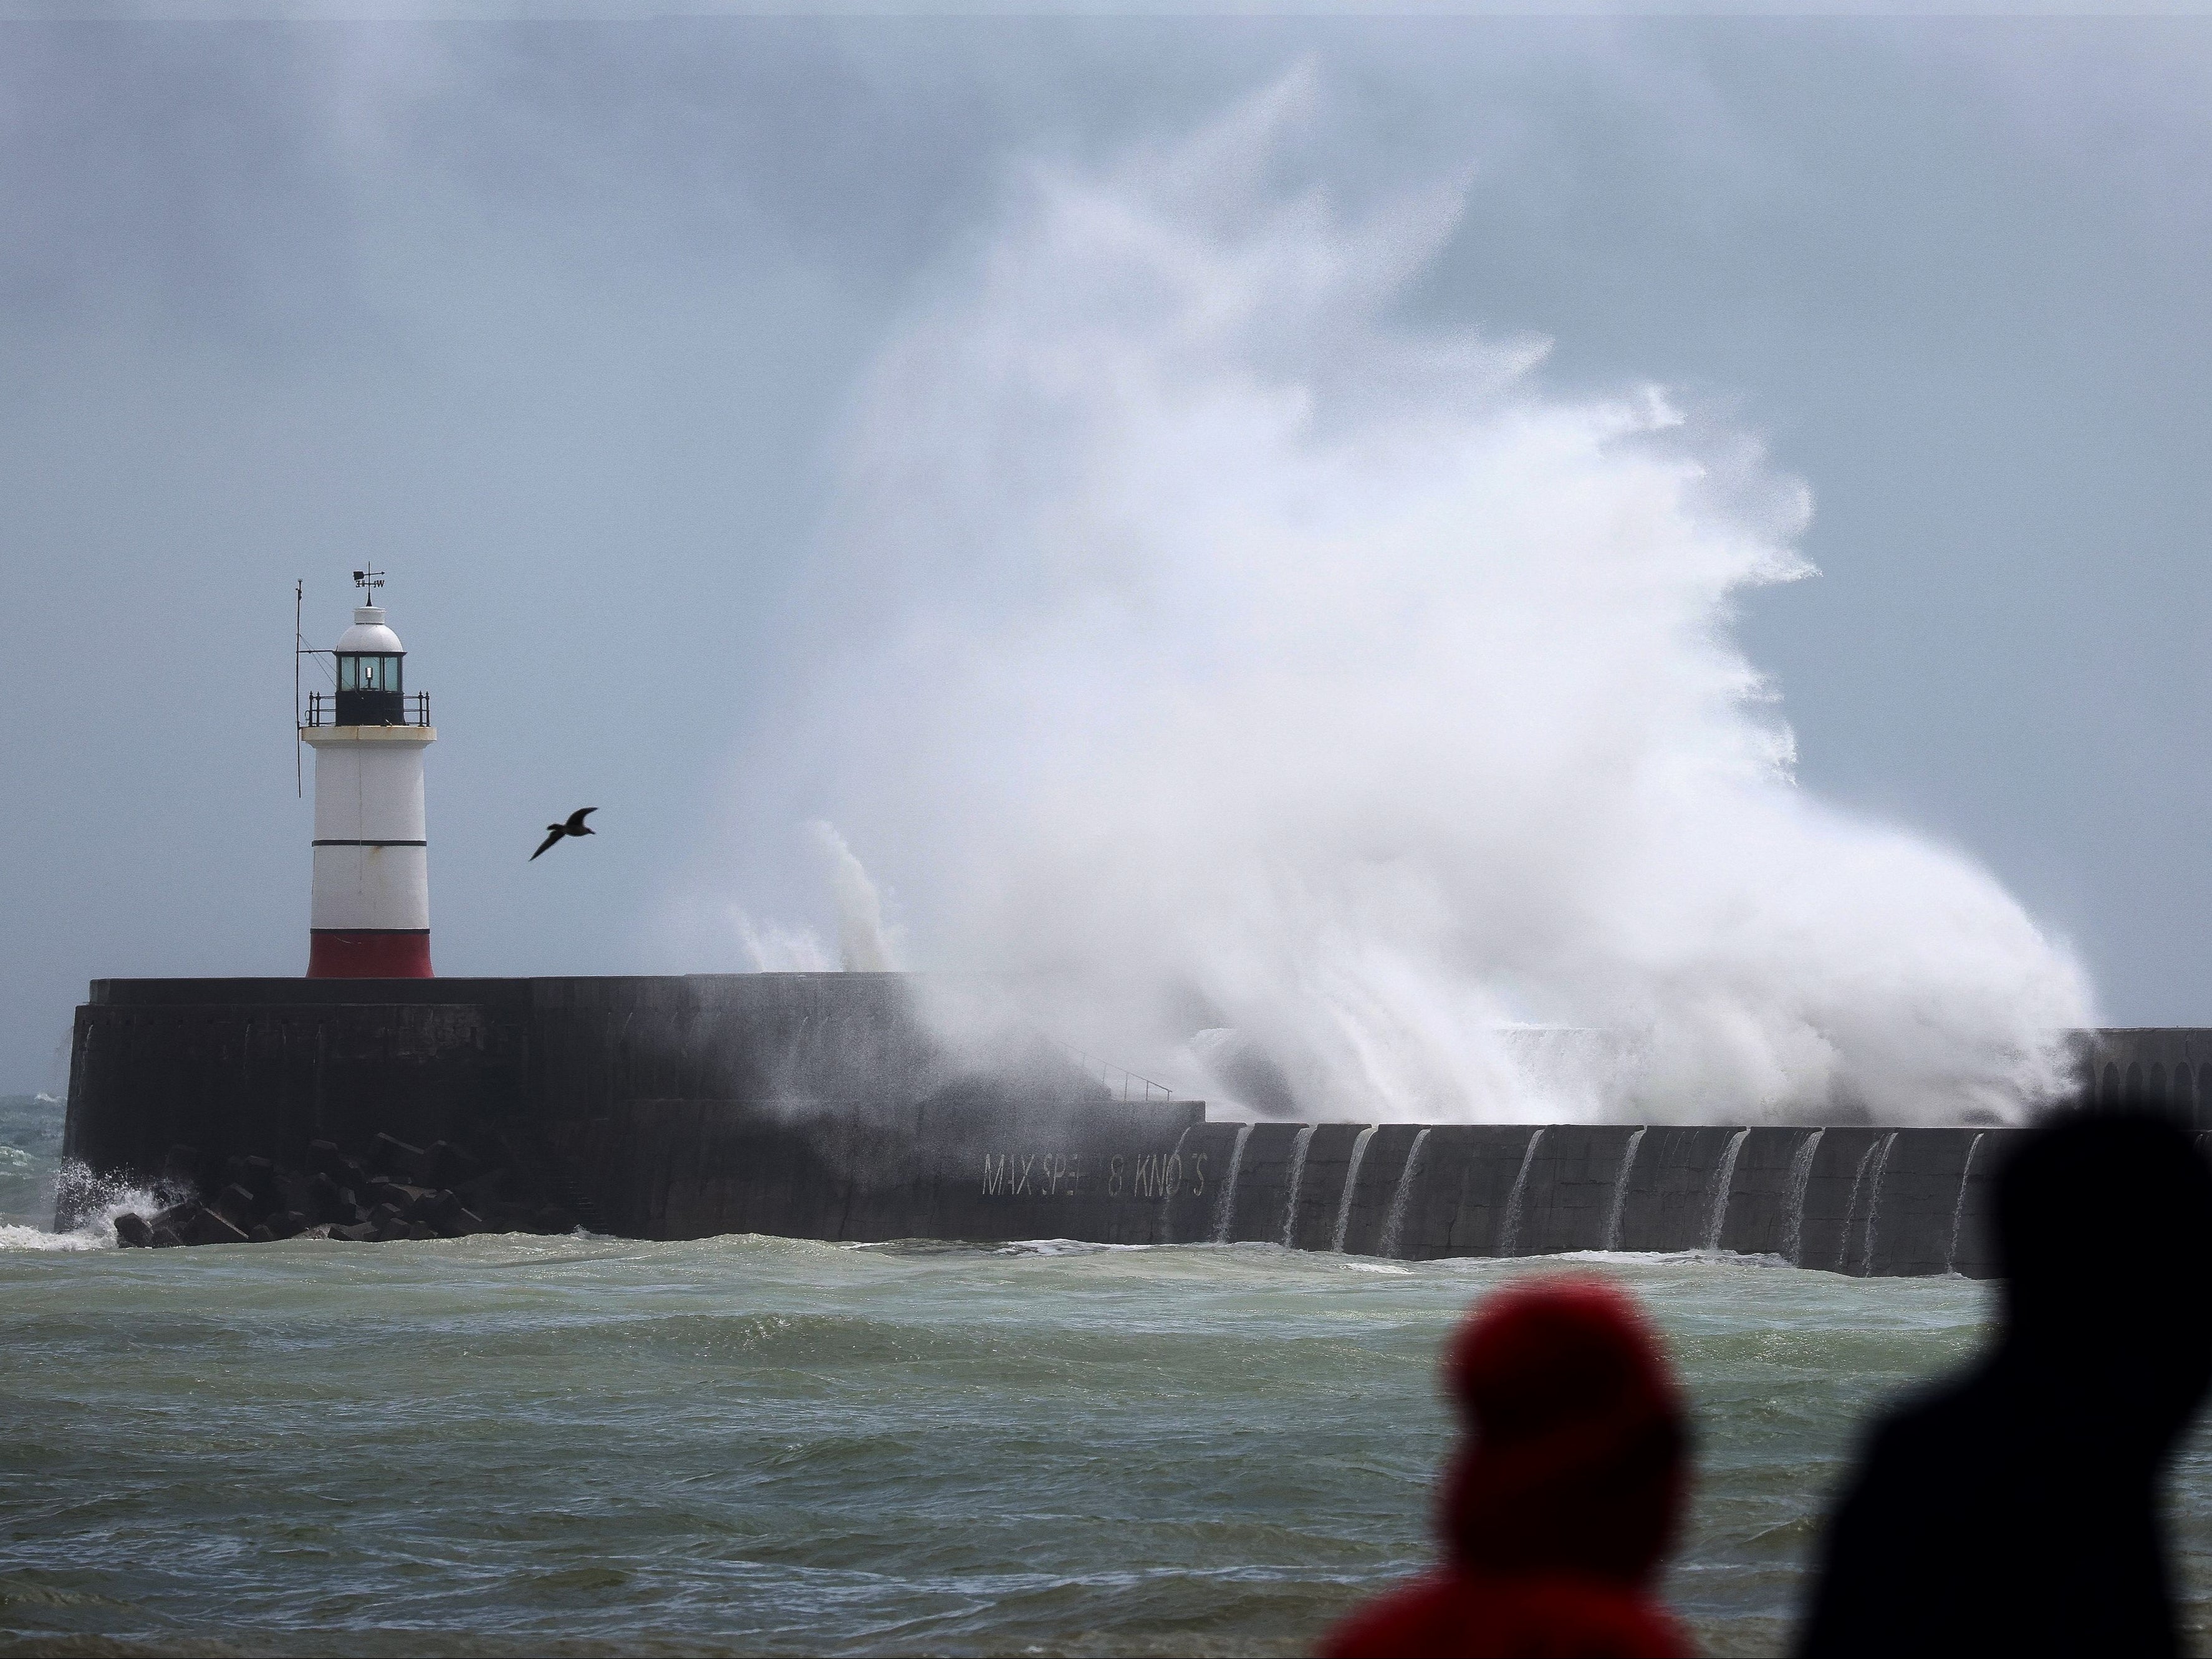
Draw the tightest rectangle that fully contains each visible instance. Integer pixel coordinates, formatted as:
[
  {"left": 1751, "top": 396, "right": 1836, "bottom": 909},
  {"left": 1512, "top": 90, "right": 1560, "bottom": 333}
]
[
  {"left": 1800, "top": 1108, "right": 2212, "bottom": 1658},
  {"left": 1325, "top": 1276, "right": 1695, "bottom": 1659}
]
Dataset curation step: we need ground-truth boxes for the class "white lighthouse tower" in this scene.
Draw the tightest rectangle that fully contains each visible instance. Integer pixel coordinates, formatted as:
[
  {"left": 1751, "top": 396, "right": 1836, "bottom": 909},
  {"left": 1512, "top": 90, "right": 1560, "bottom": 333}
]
[{"left": 300, "top": 571, "right": 435, "bottom": 978}]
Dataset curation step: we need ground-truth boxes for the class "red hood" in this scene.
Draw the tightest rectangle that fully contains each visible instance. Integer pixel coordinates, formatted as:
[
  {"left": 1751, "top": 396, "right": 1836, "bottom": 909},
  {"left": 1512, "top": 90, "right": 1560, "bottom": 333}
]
[{"left": 1439, "top": 1276, "right": 1688, "bottom": 1586}]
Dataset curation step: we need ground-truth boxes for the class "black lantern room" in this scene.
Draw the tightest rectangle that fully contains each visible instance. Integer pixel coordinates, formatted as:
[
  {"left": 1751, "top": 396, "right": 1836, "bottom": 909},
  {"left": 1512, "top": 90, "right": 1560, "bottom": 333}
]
[{"left": 334, "top": 647, "right": 405, "bottom": 725}]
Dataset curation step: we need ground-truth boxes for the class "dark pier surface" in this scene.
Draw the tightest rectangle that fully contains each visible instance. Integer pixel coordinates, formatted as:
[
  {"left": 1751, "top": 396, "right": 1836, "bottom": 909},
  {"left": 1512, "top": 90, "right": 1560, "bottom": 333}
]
[{"left": 62, "top": 974, "right": 2212, "bottom": 1276}]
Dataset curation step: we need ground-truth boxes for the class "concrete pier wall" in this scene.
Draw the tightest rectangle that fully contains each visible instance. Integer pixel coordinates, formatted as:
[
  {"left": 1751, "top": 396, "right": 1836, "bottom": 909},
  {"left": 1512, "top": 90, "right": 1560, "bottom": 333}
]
[{"left": 60, "top": 974, "right": 2206, "bottom": 1275}]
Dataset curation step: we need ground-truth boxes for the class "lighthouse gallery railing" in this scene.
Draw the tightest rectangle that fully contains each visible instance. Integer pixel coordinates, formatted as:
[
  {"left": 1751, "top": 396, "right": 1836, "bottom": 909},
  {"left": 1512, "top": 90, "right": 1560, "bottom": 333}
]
[{"left": 301, "top": 691, "right": 431, "bottom": 729}]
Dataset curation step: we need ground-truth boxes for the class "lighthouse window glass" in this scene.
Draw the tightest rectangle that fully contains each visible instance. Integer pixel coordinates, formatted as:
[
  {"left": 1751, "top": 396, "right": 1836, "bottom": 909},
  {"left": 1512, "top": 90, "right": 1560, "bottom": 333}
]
[{"left": 336, "top": 654, "right": 402, "bottom": 698}]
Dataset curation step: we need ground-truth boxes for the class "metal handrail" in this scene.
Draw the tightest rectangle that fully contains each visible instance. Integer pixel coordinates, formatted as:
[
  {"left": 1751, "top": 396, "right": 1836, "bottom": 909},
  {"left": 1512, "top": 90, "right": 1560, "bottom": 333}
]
[
  {"left": 301, "top": 691, "right": 431, "bottom": 729},
  {"left": 1055, "top": 1041, "right": 1178, "bottom": 1103}
]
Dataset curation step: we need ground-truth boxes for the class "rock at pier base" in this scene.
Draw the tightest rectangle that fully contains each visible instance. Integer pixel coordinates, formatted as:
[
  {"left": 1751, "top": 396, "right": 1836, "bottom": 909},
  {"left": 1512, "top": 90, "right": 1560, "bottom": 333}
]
[
  {"left": 179, "top": 1206, "right": 250, "bottom": 1247},
  {"left": 85, "top": 1122, "right": 585, "bottom": 1251},
  {"left": 214, "top": 1184, "right": 259, "bottom": 1233}
]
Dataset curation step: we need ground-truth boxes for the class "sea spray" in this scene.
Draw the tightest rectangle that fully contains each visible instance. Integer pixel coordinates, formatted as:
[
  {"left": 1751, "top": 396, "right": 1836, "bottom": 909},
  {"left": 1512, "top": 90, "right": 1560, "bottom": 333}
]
[
  {"left": 1499, "top": 1127, "right": 1546, "bottom": 1257},
  {"left": 1211, "top": 1123, "right": 1253, "bottom": 1244},
  {"left": 1703, "top": 1128, "right": 1750, "bottom": 1252},
  {"left": 1603, "top": 1127, "right": 1647, "bottom": 1252},
  {"left": 4, "top": 1159, "right": 176, "bottom": 1253},
  {"left": 1784, "top": 1128, "right": 1825, "bottom": 1266},
  {"left": 1280, "top": 1125, "right": 1315, "bottom": 1248},
  {"left": 811, "top": 821, "right": 899, "bottom": 972},
  {"left": 737, "top": 824, "right": 895, "bottom": 972},
  {"left": 726, "top": 70, "right": 2092, "bottom": 1127},
  {"left": 1379, "top": 1127, "right": 1431, "bottom": 1259},
  {"left": 1332, "top": 1126, "right": 1377, "bottom": 1253}
]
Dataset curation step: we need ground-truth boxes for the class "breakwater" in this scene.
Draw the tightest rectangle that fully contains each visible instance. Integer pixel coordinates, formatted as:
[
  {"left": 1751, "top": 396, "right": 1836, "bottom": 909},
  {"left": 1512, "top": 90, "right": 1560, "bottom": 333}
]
[{"left": 61, "top": 974, "right": 2212, "bottom": 1276}]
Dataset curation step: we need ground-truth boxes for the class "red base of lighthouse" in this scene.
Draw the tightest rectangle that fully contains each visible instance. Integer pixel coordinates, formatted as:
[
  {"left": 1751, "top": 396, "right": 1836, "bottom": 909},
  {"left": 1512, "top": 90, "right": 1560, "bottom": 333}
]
[{"left": 308, "top": 930, "right": 434, "bottom": 979}]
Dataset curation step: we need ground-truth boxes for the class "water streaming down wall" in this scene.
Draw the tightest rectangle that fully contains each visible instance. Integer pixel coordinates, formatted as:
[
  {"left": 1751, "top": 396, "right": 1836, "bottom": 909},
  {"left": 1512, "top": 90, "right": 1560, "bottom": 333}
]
[
  {"left": 1212, "top": 1122, "right": 1253, "bottom": 1245},
  {"left": 63, "top": 976, "right": 2196, "bottom": 1277},
  {"left": 1854, "top": 1132, "right": 1900, "bottom": 1276},
  {"left": 1498, "top": 1128, "right": 1546, "bottom": 1257},
  {"left": 1702, "top": 1128, "right": 1750, "bottom": 1251},
  {"left": 1331, "top": 1126, "right": 1377, "bottom": 1252},
  {"left": 1602, "top": 1127, "right": 1647, "bottom": 1252},
  {"left": 1835, "top": 1139, "right": 1881, "bottom": 1274},
  {"left": 1784, "top": 1128, "right": 1825, "bottom": 1266},
  {"left": 1280, "top": 1126, "right": 1316, "bottom": 1248},
  {"left": 1946, "top": 1132, "right": 1986, "bottom": 1274},
  {"left": 1378, "top": 1127, "right": 1430, "bottom": 1259},
  {"left": 1204, "top": 1120, "right": 2004, "bottom": 1273}
]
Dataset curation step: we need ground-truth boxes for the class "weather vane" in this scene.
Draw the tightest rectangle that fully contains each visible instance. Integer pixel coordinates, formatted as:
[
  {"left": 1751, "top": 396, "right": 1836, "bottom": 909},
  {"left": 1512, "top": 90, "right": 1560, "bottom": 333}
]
[{"left": 353, "top": 567, "right": 385, "bottom": 599}]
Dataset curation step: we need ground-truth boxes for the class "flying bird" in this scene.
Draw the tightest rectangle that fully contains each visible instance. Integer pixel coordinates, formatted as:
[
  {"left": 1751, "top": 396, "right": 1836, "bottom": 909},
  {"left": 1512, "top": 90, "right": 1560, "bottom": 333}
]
[{"left": 531, "top": 807, "right": 597, "bottom": 861}]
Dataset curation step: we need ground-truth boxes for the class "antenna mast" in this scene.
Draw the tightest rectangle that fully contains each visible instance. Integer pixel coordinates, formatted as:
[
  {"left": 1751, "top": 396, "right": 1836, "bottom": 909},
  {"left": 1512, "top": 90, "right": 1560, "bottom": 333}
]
[{"left": 294, "top": 580, "right": 304, "bottom": 798}]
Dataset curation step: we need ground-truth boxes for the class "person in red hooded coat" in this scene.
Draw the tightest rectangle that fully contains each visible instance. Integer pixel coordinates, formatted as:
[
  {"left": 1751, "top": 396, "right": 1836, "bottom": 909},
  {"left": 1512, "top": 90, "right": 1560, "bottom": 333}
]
[{"left": 1324, "top": 1276, "right": 1696, "bottom": 1659}]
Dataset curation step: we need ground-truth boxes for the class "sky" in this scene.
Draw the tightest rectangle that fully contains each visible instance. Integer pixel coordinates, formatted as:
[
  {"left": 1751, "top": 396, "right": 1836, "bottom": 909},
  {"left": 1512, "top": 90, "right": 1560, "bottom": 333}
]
[{"left": 4, "top": 10, "right": 2211, "bottom": 1100}]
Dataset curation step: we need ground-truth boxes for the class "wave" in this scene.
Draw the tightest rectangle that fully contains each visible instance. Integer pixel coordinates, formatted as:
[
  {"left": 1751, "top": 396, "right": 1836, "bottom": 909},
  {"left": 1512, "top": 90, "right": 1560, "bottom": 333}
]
[
  {"left": 0, "top": 1161, "right": 178, "bottom": 1254},
  {"left": 717, "top": 69, "right": 2090, "bottom": 1127}
]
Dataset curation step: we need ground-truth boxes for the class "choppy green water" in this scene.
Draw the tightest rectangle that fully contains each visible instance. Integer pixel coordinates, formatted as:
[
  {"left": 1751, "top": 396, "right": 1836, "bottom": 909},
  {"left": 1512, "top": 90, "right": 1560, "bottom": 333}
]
[{"left": 5, "top": 1094, "right": 2211, "bottom": 1658}]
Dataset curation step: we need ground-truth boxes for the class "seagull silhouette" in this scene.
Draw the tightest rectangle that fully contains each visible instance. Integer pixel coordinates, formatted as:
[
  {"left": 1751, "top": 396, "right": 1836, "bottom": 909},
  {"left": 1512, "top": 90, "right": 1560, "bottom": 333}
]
[{"left": 531, "top": 807, "right": 597, "bottom": 861}]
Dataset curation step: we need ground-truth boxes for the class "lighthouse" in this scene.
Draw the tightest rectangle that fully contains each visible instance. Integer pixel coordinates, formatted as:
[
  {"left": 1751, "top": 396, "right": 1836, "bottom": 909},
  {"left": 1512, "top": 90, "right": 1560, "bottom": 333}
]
[{"left": 300, "top": 572, "right": 435, "bottom": 978}]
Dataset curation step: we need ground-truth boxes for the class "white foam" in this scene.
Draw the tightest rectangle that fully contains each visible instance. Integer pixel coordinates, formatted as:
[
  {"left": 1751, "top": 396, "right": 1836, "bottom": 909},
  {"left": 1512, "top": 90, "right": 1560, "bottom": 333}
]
[
  {"left": 0, "top": 1222, "right": 111, "bottom": 1253},
  {"left": 994, "top": 1238, "right": 1153, "bottom": 1256},
  {"left": 0, "top": 1161, "right": 180, "bottom": 1253},
  {"left": 1554, "top": 1248, "right": 1796, "bottom": 1270}
]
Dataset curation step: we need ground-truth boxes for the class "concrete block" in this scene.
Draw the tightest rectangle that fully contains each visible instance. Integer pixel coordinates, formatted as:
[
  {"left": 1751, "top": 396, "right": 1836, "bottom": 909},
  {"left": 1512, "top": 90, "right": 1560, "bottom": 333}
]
[
  {"left": 213, "top": 1183, "right": 260, "bottom": 1231},
  {"left": 1714, "top": 1127, "right": 1804, "bottom": 1257},
  {"left": 1513, "top": 1125, "right": 1639, "bottom": 1257},
  {"left": 1795, "top": 1129, "right": 1890, "bottom": 1275},
  {"left": 1219, "top": 1122, "right": 1309, "bottom": 1246},
  {"left": 1614, "top": 1127, "right": 1741, "bottom": 1253},
  {"left": 1863, "top": 1128, "right": 1981, "bottom": 1277},
  {"left": 179, "top": 1206, "right": 249, "bottom": 1247},
  {"left": 1435, "top": 1127, "right": 1553, "bottom": 1258},
  {"left": 1339, "top": 1125, "right": 1425, "bottom": 1257},
  {"left": 1282, "top": 1125, "right": 1365, "bottom": 1252}
]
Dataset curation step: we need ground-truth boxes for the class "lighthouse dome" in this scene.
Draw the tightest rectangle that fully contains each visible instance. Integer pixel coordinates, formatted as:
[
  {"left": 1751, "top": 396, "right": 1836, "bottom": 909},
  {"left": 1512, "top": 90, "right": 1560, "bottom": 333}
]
[{"left": 336, "top": 606, "right": 405, "bottom": 653}]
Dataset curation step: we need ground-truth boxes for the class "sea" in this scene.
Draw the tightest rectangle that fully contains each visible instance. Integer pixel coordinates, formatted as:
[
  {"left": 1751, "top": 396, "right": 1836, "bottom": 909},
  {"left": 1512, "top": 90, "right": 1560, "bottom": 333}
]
[{"left": 6, "top": 1089, "right": 2212, "bottom": 1658}]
